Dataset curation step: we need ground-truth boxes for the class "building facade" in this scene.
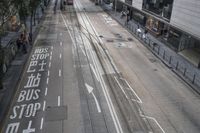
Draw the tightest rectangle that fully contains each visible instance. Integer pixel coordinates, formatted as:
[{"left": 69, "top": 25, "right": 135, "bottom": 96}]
[{"left": 114, "top": 0, "right": 200, "bottom": 67}]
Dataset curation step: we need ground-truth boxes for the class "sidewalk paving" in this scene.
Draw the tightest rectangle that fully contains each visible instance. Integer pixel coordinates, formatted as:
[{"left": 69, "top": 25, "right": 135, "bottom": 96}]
[
  {"left": 101, "top": 3, "right": 200, "bottom": 92},
  {"left": 0, "top": 6, "right": 45, "bottom": 128}
]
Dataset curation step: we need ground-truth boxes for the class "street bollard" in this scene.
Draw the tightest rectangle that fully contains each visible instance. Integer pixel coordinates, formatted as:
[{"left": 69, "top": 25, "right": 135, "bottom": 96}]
[{"left": 169, "top": 56, "right": 172, "bottom": 64}]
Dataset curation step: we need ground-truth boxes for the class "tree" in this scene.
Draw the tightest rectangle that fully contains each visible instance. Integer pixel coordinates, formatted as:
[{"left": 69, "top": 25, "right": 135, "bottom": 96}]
[
  {"left": 0, "top": 0, "right": 15, "bottom": 34},
  {"left": 11, "top": 0, "right": 29, "bottom": 26}
]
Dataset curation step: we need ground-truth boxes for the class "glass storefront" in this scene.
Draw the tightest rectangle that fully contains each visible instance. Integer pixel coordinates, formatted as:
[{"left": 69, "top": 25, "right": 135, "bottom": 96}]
[{"left": 145, "top": 16, "right": 164, "bottom": 36}]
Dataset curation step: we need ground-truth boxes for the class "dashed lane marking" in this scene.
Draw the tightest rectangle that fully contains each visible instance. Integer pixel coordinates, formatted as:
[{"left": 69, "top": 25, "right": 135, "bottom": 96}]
[
  {"left": 46, "top": 77, "right": 49, "bottom": 85},
  {"left": 49, "top": 62, "right": 51, "bottom": 68},
  {"left": 59, "top": 69, "right": 61, "bottom": 77},
  {"left": 43, "top": 101, "right": 46, "bottom": 111},
  {"left": 58, "top": 96, "right": 61, "bottom": 106},
  {"left": 45, "top": 87, "right": 48, "bottom": 96},
  {"left": 47, "top": 70, "right": 50, "bottom": 76},
  {"left": 40, "top": 118, "right": 44, "bottom": 130}
]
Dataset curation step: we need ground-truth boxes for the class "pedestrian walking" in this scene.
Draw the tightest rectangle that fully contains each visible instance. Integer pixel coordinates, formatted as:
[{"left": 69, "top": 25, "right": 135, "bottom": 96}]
[{"left": 21, "top": 33, "right": 27, "bottom": 54}]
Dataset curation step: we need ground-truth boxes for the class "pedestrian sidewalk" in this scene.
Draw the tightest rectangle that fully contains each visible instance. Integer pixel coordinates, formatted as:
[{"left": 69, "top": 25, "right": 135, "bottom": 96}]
[
  {"left": 101, "top": 3, "right": 200, "bottom": 92},
  {"left": 0, "top": 6, "right": 46, "bottom": 128}
]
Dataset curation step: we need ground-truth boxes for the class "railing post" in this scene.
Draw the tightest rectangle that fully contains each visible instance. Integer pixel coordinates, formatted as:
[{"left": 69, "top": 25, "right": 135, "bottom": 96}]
[
  {"left": 192, "top": 74, "right": 196, "bottom": 84},
  {"left": 183, "top": 68, "right": 187, "bottom": 76},
  {"left": 169, "top": 56, "right": 172, "bottom": 64},
  {"left": 148, "top": 39, "right": 150, "bottom": 46},
  {"left": 163, "top": 50, "right": 165, "bottom": 60},
  {"left": 176, "top": 61, "right": 179, "bottom": 70},
  {"left": 157, "top": 46, "right": 160, "bottom": 55}
]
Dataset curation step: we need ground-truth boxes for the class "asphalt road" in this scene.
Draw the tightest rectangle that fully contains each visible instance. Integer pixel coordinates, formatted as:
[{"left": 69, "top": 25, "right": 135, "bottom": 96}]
[
  {"left": 75, "top": 0, "right": 200, "bottom": 133},
  {"left": 3, "top": 0, "right": 200, "bottom": 133},
  {"left": 2, "top": 0, "right": 127, "bottom": 133}
]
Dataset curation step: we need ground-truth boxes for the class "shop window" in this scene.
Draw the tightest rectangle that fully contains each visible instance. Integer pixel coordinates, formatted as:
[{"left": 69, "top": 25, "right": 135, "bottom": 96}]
[
  {"left": 145, "top": 17, "right": 163, "bottom": 36},
  {"left": 143, "top": 0, "right": 173, "bottom": 20}
]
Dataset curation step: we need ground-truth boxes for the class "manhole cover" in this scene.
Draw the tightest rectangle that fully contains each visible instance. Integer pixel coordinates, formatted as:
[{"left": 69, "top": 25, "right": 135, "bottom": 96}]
[
  {"left": 149, "top": 58, "right": 156, "bottom": 63},
  {"left": 45, "top": 106, "right": 67, "bottom": 121},
  {"left": 107, "top": 39, "right": 114, "bottom": 42},
  {"left": 127, "top": 37, "right": 133, "bottom": 41}
]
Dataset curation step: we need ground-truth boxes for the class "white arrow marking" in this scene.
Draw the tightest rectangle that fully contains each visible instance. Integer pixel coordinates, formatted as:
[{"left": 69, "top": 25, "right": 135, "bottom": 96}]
[{"left": 85, "top": 83, "right": 101, "bottom": 113}]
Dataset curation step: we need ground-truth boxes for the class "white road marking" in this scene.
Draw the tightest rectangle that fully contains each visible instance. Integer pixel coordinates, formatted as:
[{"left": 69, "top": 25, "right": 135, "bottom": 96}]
[
  {"left": 40, "top": 118, "right": 44, "bottom": 130},
  {"left": 46, "top": 77, "right": 49, "bottom": 85},
  {"left": 141, "top": 114, "right": 165, "bottom": 133},
  {"left": 50, "top": 55, "right": 52, "bottom": 61},
  {"left": 60, "top": 42, "right": 63, "bottom": 46},
  {"left": 51, "top": 46, "right": 53, "bottom": 50},
  {"left": 114, "top": 77, "right": 129, "bottom": 99},
  {"left": 43, "top": 101, "right": 46, "bottom": 111},
  {"left": 49, "top": 62, "right": 51, "bottom": 68},
  {"left": 47, "top": 70, "right": 50, "bottom": 76},
  {"left": 85, "top": 83, "right": 101, "bottom": 113},
  {"left": 80, "top": 46, "right": 86, "bottom": 56},
  {"left": 122, "top": 79, "right": 142, "bottom": 103},
  {"left": 59, "top": 54, "right": 62, "bottom": 59},
  {"left": 45, "top": 87, "right": 48, "bottom": 96},
  {"left": 58, "top": 96, "right": 61, "bottom": 106},
  {"left": 62, "top": 11, "right": 122, "bottom": 133},
  {"left": 90, "top": 64, "right": 100, "bottom": 82},
  {"left": 59, "top": 69, "right": 61, "bottom": 77},
  {"left": 50, "top": 51, "right": 53, "bottom": 56}
]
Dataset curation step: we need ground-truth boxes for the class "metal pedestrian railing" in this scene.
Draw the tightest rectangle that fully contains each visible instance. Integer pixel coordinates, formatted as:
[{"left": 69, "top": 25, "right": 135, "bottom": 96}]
[{"left": 127, "top": 25, "right": 200, "bottom": 89}]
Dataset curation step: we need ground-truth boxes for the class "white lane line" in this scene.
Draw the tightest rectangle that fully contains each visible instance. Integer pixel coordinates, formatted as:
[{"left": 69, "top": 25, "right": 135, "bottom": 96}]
[
  {"left": 114, "top": 77, "right": 129, "bottom": 99},
  {"left": 123, "top": 79, "right": 142, "bottom": 103},
  {"left": 46, "top": 77, "right": 49, "bottom": 85},
  {"left": 58, "top": 96, "right": 61, "bottom": 106},
  {"left": 49, "top": 62, "right": 51, "bottom": 68},
  {"left": 90, "top": 64, "right": 100, "bottom": 82},
  {"left": 140, "top": 114, "right": 165, "bottom": 133},
  {"left": 80, "top": 46, "right": 86, "bottom": 56},
  {"left": 59, "top": 54, "right": 62, "bottom": 59},
  {"left": 45, "top": 87, "right": 48, "bottom": 96},
  {"left": 51, "top": 46, "right": 53, "bottom": 50},
  {"left": 43, "top": 101, "right": 46, "bottom": 111},
  {"left": 50, "top": 55, "right": 52, "bottom": 61},
  {"left": 62, "top": 12, "right": 122, "bottom": 133},
  {"left": 60, "top": 42, "right": 63, "bottom": 46},
  {"left": 50, "top": 51, "right": 53, "bottom": 56},
  {"left": 59, "top": 69, "right": 61, "bottom": 77},
  {"left": 47, "top": 70, "right": 50, "bottom": 76},
  {"left": 40, "top": 117, "right": 44, "bottom": 130}
]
